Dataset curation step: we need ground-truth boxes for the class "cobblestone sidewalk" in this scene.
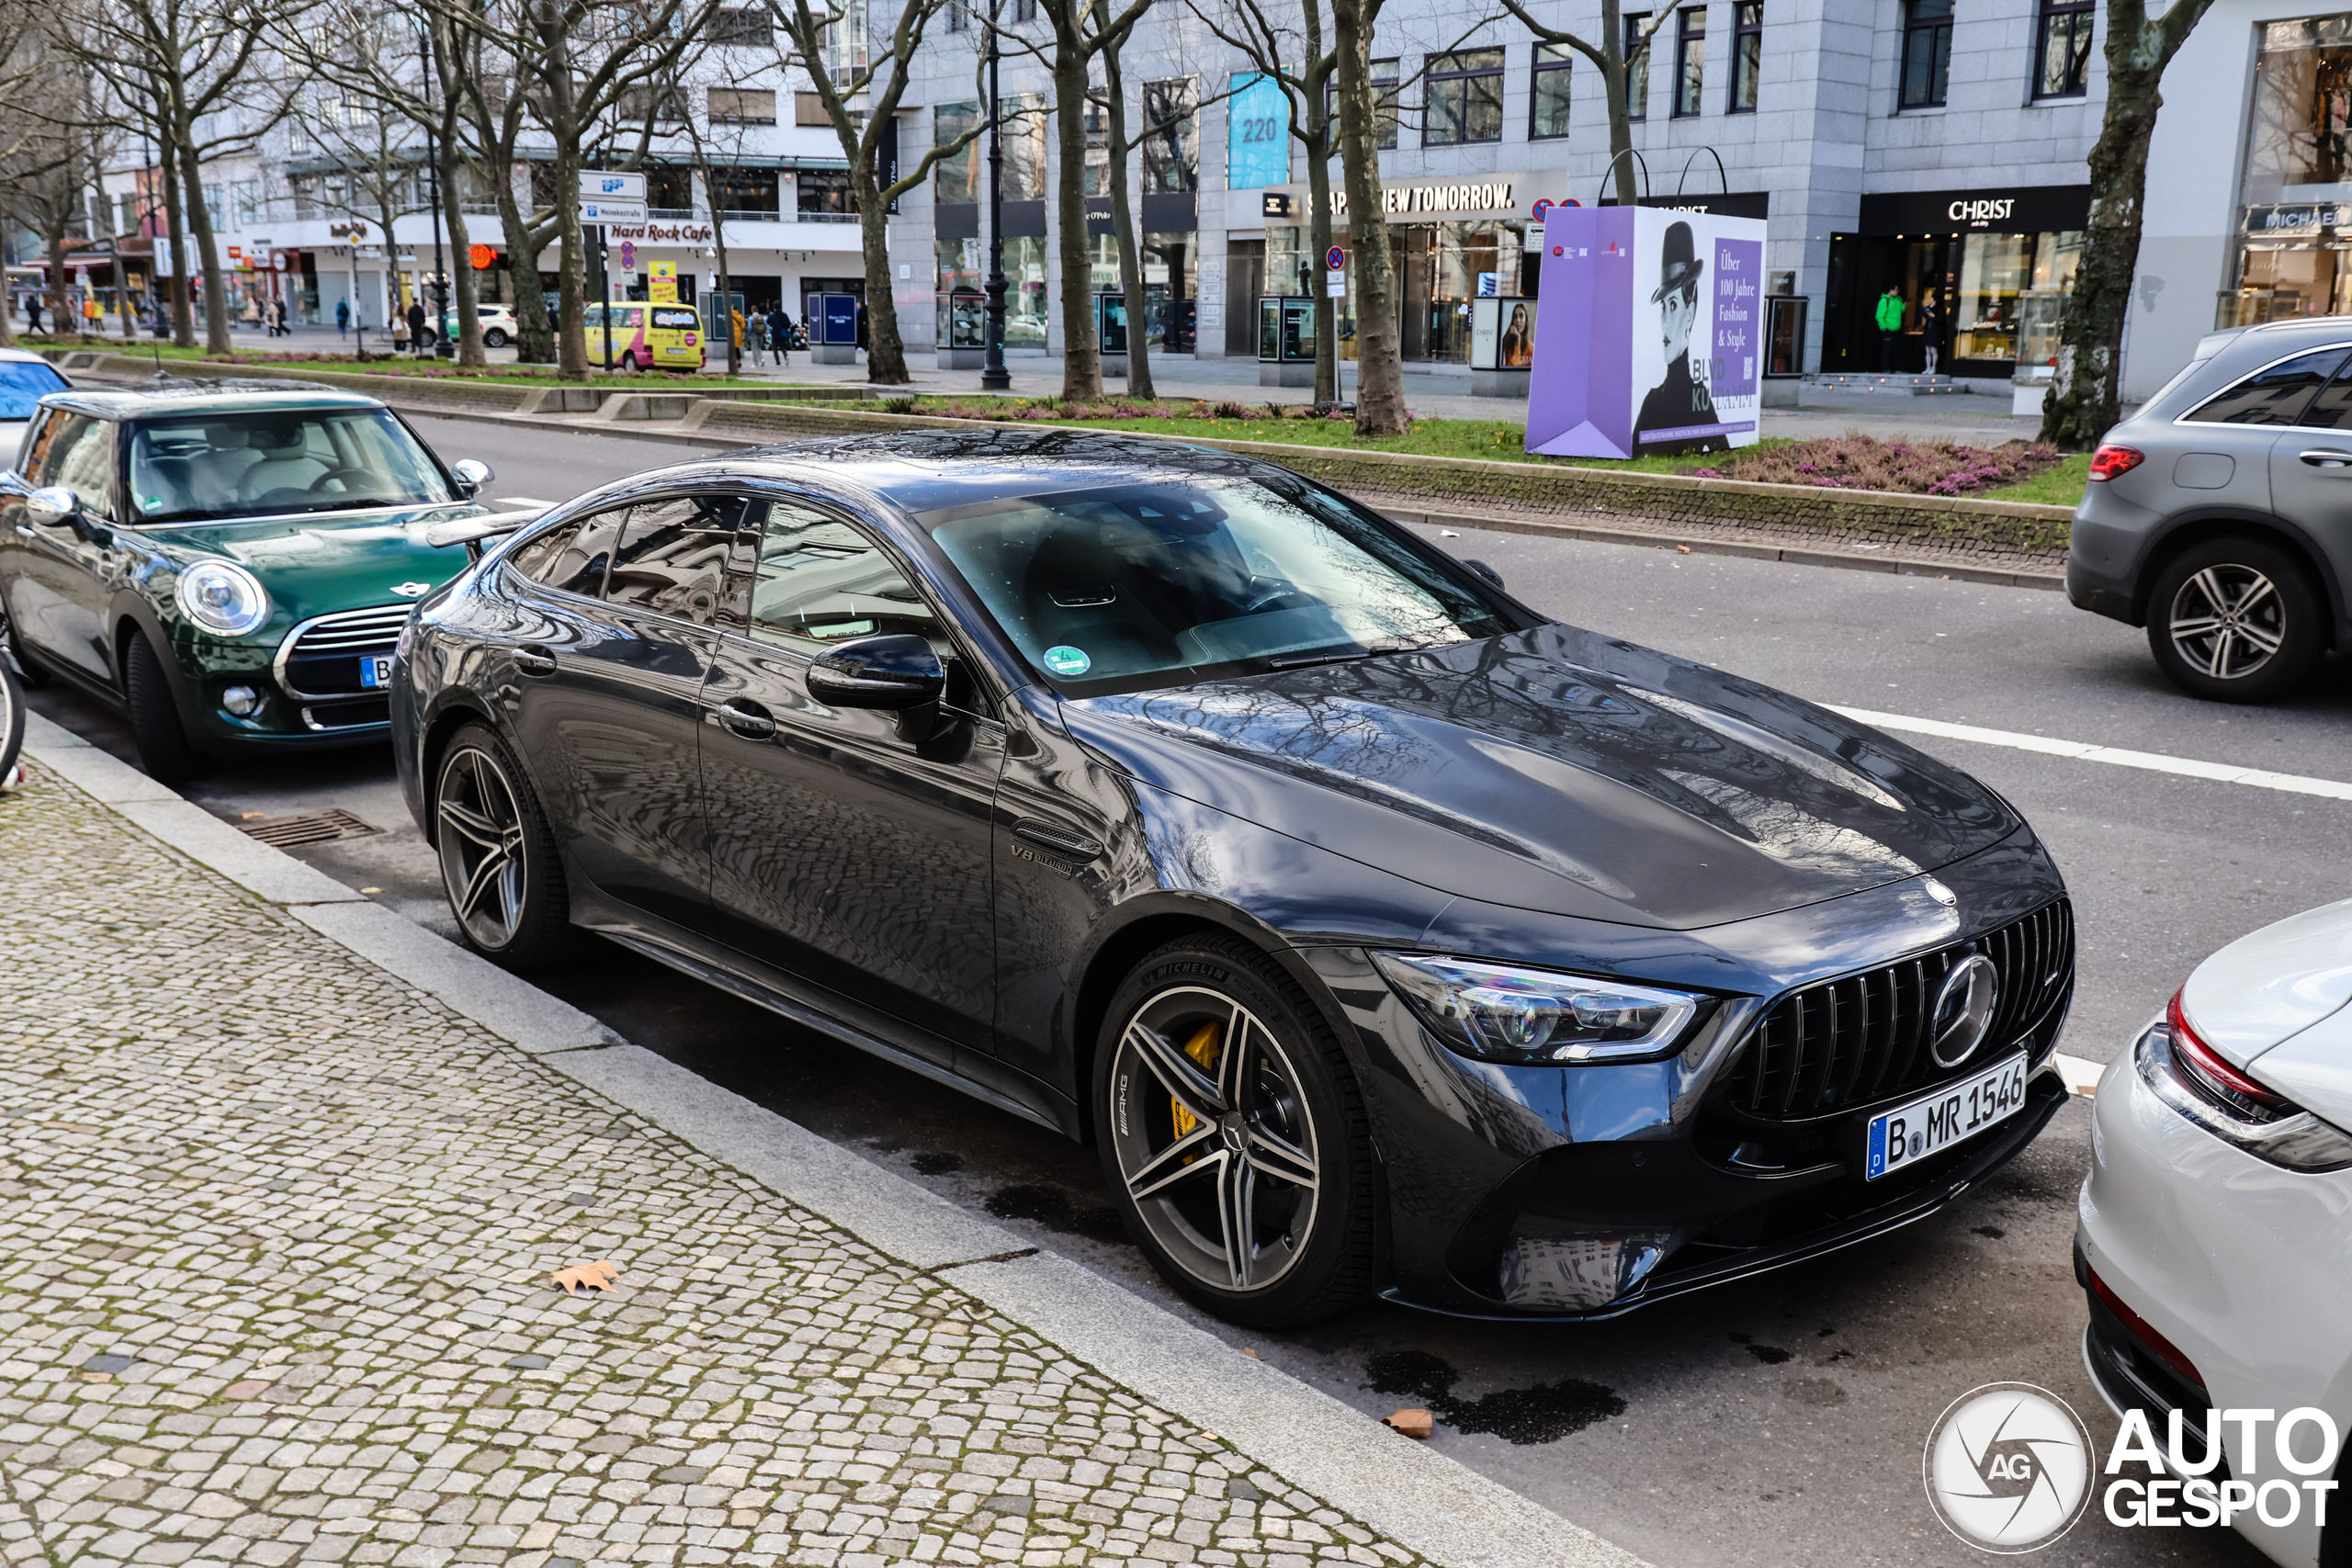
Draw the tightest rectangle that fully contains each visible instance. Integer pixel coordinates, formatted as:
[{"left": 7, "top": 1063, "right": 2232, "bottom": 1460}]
[{"left": 0, "top": 762, "right": 1437, "bottom": 1568}]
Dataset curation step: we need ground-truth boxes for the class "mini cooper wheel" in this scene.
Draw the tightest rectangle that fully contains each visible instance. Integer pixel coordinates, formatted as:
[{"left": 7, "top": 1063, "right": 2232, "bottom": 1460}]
[
  {"left": 2147, "top": 539, "right": 2327, "bottom": 703},
  {"left": 1, "top": 592, "right": 49, "bottom": 687},
  {"left": 1096, "top": 935, "right": 1375, "bottom": 1327},
  {"left": 434, "top": 724, "right": 582, "bottom": 969},
  {"left": 124, "top": 633, "right": 200, "bottom": 783}
]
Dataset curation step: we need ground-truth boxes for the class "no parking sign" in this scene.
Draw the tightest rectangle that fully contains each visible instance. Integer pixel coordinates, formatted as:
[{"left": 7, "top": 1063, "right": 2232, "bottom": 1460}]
[{"left": 618, "top": 241, "right": 637, "bottom": 272}]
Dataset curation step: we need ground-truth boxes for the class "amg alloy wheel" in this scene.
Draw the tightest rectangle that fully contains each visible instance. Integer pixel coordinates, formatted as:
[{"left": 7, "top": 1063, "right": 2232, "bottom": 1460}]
[
  {"left": 2148, "top": 539, "right": 2326, "bottom": 703},
  {"left": 434, "top": 724, "right": 581, "bottom": 968},
  {"left": 1097, "top": 936, "right": 1374, "bottom": 1326}
]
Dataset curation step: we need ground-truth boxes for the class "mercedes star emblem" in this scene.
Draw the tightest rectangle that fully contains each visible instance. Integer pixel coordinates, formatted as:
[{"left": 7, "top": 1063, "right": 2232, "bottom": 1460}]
[{"left": 1922, "top": 876, "right": 1958, "bottom": 908}]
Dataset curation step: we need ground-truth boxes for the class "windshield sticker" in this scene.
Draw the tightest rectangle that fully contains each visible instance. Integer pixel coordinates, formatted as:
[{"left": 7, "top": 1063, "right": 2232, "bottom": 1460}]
[{"left": 1043, "top": 645, "right": 1091, "bottom": 677}]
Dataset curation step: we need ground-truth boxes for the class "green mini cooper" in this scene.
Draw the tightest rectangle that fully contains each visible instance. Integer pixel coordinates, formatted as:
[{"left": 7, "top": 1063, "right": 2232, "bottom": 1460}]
[{"left": 0, "top": 381, "right": 506, "bottom": 780}]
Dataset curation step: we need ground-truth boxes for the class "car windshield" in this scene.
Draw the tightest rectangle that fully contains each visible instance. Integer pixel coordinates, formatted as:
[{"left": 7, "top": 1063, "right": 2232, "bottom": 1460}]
[
  {"left": 917, "top": 477, "right": 1512, "bottom": 693},
  {"left": 125, "top": 408, "right": 455, "bottom": 525},
  {"left": 0, "top": 361, "right": 70, "bottom": 420}
]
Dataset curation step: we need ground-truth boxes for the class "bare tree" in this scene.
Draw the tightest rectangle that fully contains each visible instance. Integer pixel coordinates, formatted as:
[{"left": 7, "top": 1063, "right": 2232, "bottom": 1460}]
[
  {"left": 2038, "top": 0, "right": 2218, "bottom": 448},
  {"left": 0, "top": 37, "right": 107, "bottom": 343},
  {"left": 1498, "top": 0, "right": 1671, "bottom": 209},
  {"left": 1031, "top": 0, "right": 1156, "bottom": 400},
  {"left": 63, "top": 0, "right": 314, "bottom": 354},
  {"left": 765, "top": 0, "right": 989, "bottom": 386},
  {"left": 1329, "top": 0, "right": 1405, "bottom": 433}
]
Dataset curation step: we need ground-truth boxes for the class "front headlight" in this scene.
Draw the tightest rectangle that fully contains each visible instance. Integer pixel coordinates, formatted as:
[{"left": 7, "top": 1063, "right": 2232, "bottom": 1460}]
[
  {"left": 175, "top": 560, "right": 270, "bottom": 637},
  {"left": 1371, "top": 952, "right": 1704, "bottom": 1065}
]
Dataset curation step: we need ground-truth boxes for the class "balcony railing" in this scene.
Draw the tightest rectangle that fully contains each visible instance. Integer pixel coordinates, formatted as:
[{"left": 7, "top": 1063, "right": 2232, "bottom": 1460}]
[
  {"left": 790, "top": 210, "right": 860, "bottom": 223},
  {"left": 650, "top": 208, "right": 702, "bottom": 220}
]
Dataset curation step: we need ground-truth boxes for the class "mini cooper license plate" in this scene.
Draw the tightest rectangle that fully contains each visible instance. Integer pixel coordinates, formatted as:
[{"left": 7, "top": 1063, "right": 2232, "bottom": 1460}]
[
  {"left": 1865, "top": 1052, "right": 2030, "bottom": 1180},
  {"left": 360, "top": 655, "right": 394, "bottom": 689}
]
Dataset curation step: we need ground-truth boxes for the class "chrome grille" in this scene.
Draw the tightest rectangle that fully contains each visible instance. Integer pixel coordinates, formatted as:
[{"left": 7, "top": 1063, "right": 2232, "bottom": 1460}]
[
  {"left": 274, "top": 604, "right": 413, "bottom": 700},
  {"left": 1721, "top": 899, "right": 2075, "bottom": 1121}
]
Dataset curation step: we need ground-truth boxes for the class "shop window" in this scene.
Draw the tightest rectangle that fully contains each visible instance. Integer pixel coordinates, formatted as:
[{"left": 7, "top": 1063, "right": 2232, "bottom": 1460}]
[
  {"left": 1084, "top": 92, "right": 1112, "bottom": 197},
  {"left": 1728, "top": 2, "right": 1762, "bottom": 113},
  {"left": 1003, "top": 94, "right": 1048, "bottom": 201},
  {"left": 1374, "top": 60, "right": 1401, "bottom": 149},
  {"left": 2228, "top": 19, "right": 2352, "bottom": 327},
  {"left": 1143, "top": 78, "right": 1199, "bottom": 193},
  {"left": 2033, "top": 0, "right": 2094, "bottom": 99},
  {"left": 708, "top": 89, "right": 775, "bottom": 125},
  {"left": 1674, "top": 9, "right": 1705, "bottom": 118},
  {"left": 1900, "top": 0, "right": 1952, "bottom": 109},
  {"left": 796, "top": 92, "right": 832, "bottom": 127},
  {"left": 1425, "top": 49, "right": 1505, "bottom": 146},
  {"left": 797, "top": 169, "right": 856, "bottom": 218},
  {"left": 1625, "top": 15, "right": 1651, "bottom": 119},
  {"left": 1532, "top": 43, "right": 1573, "bottom": 139},
  {"left": 646, "top": 163, "right": 695, "bottom": 215},
  {"left": 1012, "top": 0, "right": 1035, "bottom": 18},
  {"left": 933, "top": 102, "right": 982, "bottom": 206},
  {"left": 709, "top": 167, "right": 779, "bottom": 217},
  {"left": 707, "top": 8, "right": 769, "bottom": 45},
  {"left": 2183, "top": 347, "right": 2348, "bottom": 425}
]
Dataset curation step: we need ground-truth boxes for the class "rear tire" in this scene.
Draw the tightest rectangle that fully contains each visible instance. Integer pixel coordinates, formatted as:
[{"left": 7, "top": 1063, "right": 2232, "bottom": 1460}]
[
  {"left": 433, "top": 722, "right": 583, "bottom": 971},
  {"left": 483, "top": 329, "right": 507, "bottom": 348},
  {"left": 1094, "top": 933, "right": 1377, "bottom": 1328},
  {"left": 0, "top": 656, "right": 24, "bottom": 788},
  {"left": 124, "top": 634, "right": 200, "bottom": 784},
  {"left": 619, "top": 349, "right": 641, "bottom": 373},
  {"left": 2146, "top": 538, "right": 2329, "bottom": 703}
]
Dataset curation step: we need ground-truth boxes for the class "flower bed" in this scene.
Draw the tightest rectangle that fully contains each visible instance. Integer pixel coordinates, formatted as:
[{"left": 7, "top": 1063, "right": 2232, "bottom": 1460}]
[{"left": 1690, "top": 434, "right": 2064, "bottom": 497}]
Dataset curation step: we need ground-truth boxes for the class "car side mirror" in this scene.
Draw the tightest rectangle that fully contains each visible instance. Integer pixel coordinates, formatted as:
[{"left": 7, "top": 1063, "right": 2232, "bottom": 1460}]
[
  {"left": 1462, "top": 558, "right": 1507, "bottom": 592},
  {"left": 25, "top": 486, "right": 78, "bottom": 526},
  {"left": 806, "top": 633, "right": 945, "bottom": 711},
  {"left": 449, "top": 457, "right": 492, "bottom": 499}
]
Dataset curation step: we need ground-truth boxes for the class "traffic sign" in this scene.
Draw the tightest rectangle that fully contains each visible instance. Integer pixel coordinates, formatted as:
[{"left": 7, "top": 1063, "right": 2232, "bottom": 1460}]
[
  {"left": 1325, "top": 245, "right": 1346, "bottom": 270},
  {"left": 579, "top": 170, "right": 647, "bottom": 201},
  {"left": 1530, "top": 198, "right": 1554, "bottom": 223},
  {"left": 581, "top": 198, "right": 649, "bottom": 225},
  {"left": 617, "top": 241, "right": 637, "bottom": 271}
]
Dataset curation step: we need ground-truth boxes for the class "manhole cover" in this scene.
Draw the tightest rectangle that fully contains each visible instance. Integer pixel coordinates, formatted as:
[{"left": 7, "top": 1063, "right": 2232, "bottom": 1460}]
[{"left": 236, "top": 808, "right": 382, "bottom": 848}]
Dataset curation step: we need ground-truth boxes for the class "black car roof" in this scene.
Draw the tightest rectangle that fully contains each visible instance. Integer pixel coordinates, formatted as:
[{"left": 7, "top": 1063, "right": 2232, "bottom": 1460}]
[
  {"left": 40, "top": 381, "right": 383, "bottom": 420},
  {"left": 731, "top": 428, "right": 1284, "bottom": 515}
]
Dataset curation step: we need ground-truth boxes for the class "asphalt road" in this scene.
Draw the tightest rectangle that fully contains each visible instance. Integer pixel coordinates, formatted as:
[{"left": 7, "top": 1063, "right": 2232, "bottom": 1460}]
[{"left": 31, "top": 413, "right": 2346, "bottom": 1568}]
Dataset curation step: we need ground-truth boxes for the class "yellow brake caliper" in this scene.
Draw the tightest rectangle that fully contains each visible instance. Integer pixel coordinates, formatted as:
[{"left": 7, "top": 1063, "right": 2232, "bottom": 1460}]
[{"left": 1168, "top": 1020, "right": 1223, "bottom": 1155}]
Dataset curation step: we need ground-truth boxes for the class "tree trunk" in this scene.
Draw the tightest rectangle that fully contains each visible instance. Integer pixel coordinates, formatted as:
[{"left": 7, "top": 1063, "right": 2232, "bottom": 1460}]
[
  {"left": 1306, "top": 130, "right": 1336, "bottom": 405},
  {"left": 1101, "top": 29, "right": 1150, "bottom": 400},
  {"left": 553, "top": 141, "right": 588, "bottom": 378},
  {"left": 854, "top": 184, "right": 911, "bottom": 385},
  {"left": 2038, "top": 0, "right": 2211, "bottom": 449},
  {"left": 1053, "top": 48, "right": 1102, "bottom": 400},
  {"left": 175, "top": 139, "right": 232, "bottom": 355},
  {"left": 1330, "top": 0, "right": 1405, "bottom": 434},
  {"left": 492, "top": 165, "right": 555, "bottom": 365},
  {"left": 44, "top": 224, "right": 69, "bottom": 341},
  {"left": 713, "top": 203, "right": 737, "bottom": 378},
  {"left": 158, "top": 146, "right": 193, "bottom": 347},
  {"left": 439, "top": 114, "right": 486, "bottom": 367}
]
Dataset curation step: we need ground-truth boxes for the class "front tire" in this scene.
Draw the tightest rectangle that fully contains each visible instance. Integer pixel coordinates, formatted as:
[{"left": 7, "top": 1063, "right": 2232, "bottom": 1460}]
[
  {"left": 433, "top": 722, "right": 582, "bottom": 970},
  {"left": 482, "top": 329, "right": 508, "bottom": 348},
  {"left": 2147, "top": 538, "right": 2328, "bottom": 703},
  {"left": 1095, "top": 933, "right": 1376, "bottom": 1328},
  {"left": 124, "top": 633, "right": 200, "bottom": 783}
]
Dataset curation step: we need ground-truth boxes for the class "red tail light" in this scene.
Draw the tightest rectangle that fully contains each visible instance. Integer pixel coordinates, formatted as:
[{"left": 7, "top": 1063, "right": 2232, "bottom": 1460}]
[
  {"left": 2168, "top": 992, "right": 2294, "bottom": 1117},
  {"left": 2088, "top": 446, "right": 2144, "bottom": 480},
  {"left": 2086, "top": 1262, "right": 2206, "bottom": 1389}
]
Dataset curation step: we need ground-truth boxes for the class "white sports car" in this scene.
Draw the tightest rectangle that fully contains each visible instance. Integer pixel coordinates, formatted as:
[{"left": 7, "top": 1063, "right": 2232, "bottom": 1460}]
[{"left": 2077, "top": 897, "right": 2352, "bottom": 1567}]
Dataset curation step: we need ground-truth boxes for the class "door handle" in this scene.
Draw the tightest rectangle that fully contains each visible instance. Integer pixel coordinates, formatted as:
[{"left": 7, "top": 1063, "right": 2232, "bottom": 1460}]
[
  {"left": 1012, "top": 818, "right": 1103, "bottom": 860},
  {"left": 2299, "top": 449, "right": 2352, "bottom": 468},
  {"left": 717, "top": 699, "right": 776, "bottom": 739},
  {"left": 512, "top": 644, "right": 557, "bottom": 675}
]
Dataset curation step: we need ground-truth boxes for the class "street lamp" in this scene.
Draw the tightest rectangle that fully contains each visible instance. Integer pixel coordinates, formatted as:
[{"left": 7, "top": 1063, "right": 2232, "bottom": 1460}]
[
  {"left": 421, "top": 24, "right": 453, "bottom": 358},
  {"left": 978, "top": 0, "right": 1010, "bottom": 392}
]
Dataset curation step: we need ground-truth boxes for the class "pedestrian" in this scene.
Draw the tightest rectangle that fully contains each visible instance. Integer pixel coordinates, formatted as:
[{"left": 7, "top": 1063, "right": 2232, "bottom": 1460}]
[
  {"left": 390, "top": 308, "right": 411, "bottom": 355},
  {"left": 22, "top": 296, "right": 40, "bottom": 334},
  {"left": 854, "top": 300, "right": 868, "bottom": 355},
  {"left": 729, "top": 303, "right": 745, "bottom": 363},
  {"left": 1874, "top": 286, "right": 1905, "bottom": 374},
  {"left": 335, "top": 299, "right": 350, "bottom": 337},
  {"left": 745, "top": 309, "right": 768, "bottom": 367},
  {"left": 406, "top": 299, "right": 427, "bottom": 355},
  {"left": 1918, "top": 289, "right": 1944, "bottom": 377},
  {"left": 769, "top": 302, "right": 792, "bottom": 367}
]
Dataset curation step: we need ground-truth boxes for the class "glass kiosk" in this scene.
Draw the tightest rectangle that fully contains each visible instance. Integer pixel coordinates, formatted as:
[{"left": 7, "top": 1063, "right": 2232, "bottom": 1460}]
[{"left": 1259, "top": 296, "right": 1315, "bottom": 388}]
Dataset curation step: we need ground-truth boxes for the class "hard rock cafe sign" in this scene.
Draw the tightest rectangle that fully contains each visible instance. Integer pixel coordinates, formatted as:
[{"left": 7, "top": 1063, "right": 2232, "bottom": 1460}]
[{"left": 605, "top": 221, "right": 716, "bottom": 244}]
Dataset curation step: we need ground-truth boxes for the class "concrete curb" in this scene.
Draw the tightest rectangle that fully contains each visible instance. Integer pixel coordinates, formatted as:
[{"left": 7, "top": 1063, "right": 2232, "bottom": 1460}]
[{"left": 17, "top": 708, "right": 1651, "bottom": 1568}]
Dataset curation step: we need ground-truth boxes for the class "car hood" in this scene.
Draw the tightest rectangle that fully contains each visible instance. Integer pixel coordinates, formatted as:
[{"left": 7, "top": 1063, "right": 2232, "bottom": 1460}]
[
  {"left": 142, "top": 503, "right": 486, "bottom": 624},
  {"left": 2181, "top": 897, "right": 2352, "bottom": 1068},
  {"left": 1059, "top": 623, "right": 2019, "bottom": 931}
]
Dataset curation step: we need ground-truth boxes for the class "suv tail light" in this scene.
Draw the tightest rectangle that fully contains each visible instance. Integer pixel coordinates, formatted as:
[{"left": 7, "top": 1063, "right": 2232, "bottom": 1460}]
[
  {"left": 2088, "top": 446, "right": 2145, "bottom": 480},
  {"left": 2135, "top": 992, "right": 2352, "bottom": 1171},
  {"left": 2086, "top": 1260, "right": 2206, "bottom": 1389}
]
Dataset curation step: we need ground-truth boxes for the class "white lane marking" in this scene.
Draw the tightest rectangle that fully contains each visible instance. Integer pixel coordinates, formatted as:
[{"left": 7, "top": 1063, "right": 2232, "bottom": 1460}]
[
  {"left": 493, "top": 495, "right": 556, "bottom": 507},
  {"left": 1831, "top": 705, "right": 2352, "bottom": 802},
  {"left": 2053, "top": 1053, "right": 2104, "bottom": 1099}
]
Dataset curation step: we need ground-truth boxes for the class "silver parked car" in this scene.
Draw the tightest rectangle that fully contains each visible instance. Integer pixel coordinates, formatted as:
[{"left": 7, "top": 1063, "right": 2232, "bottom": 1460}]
[{"left": 2069, "top": 317, "right": 2352, "bottom": 702}]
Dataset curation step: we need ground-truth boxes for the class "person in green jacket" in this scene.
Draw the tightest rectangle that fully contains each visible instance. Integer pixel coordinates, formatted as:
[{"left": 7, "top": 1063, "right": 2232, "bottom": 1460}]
[{"left": 1875, "top": 287, "right": 1905, "bottom": 372}]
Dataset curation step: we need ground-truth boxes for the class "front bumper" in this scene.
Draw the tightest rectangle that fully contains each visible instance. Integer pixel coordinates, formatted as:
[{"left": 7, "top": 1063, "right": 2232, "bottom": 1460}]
[{"left": 1296, "top": 828, "right": 2075, "bottom": 1319}]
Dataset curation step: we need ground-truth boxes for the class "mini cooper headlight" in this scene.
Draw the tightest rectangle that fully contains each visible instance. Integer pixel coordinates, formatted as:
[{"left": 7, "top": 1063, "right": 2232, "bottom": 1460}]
[
  {"left": 1371, "top": 953, "right": 1705, "bottom": 1065},
  {"left": 175, "top": 560, "right": 270, "bottom": 637}
]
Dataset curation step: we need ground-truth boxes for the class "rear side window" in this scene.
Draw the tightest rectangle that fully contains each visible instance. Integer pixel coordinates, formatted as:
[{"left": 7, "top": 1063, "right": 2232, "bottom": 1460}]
[
  {"left": 36, "top": 414, "right": 116, "bottom": 514},
  {"left": 603, "top": 495, "right": 751, "bottom": 623},
  {"left": 2185, "top": 347, "right": 2349, "bottom": 425}
]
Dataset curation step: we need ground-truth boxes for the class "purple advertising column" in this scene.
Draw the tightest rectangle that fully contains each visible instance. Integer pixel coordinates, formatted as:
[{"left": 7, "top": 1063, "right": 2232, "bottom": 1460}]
[{"left": 1524, "top": 207, "right": 1639, "bottom": 459}]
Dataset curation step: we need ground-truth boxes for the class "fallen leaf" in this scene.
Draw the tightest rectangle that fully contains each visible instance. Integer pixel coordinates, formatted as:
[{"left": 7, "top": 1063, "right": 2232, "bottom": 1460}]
[
  {"left": 1383, "top": 1407, "right": 1434, "bottom": 1438},
  {"left": 550, "top": 1259, "right": 619, "bottom": 1295},
  {"left": 359, "top": 887, "right": 382, "bottom": 895},
  {"left": 1675, "top": 545, "right": 1691, "bottom": 554},
  {"left": 241, "top": 812, "right": 265, "bottom": 820},
  {"left": 1239, "top": 1347, "right": 1260, "bottom": 1359}
]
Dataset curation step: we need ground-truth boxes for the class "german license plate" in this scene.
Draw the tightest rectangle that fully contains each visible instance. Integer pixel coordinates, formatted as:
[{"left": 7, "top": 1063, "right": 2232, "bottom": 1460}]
[
  {"left": 1865, "top": 1052, "right": 2030, "bottom": 1180},
  {"left": 359, "top": 655, "right": 394, "bottom": 689}
]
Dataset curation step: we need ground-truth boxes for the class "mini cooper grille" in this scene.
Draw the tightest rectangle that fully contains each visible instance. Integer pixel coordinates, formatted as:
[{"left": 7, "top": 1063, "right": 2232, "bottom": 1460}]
[
  {"left": 288, "top": 604, "right": 411, "bottom": 659},
  {"left": 1721, "top": 899, "right": 2075, "bottom": 1121}
]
